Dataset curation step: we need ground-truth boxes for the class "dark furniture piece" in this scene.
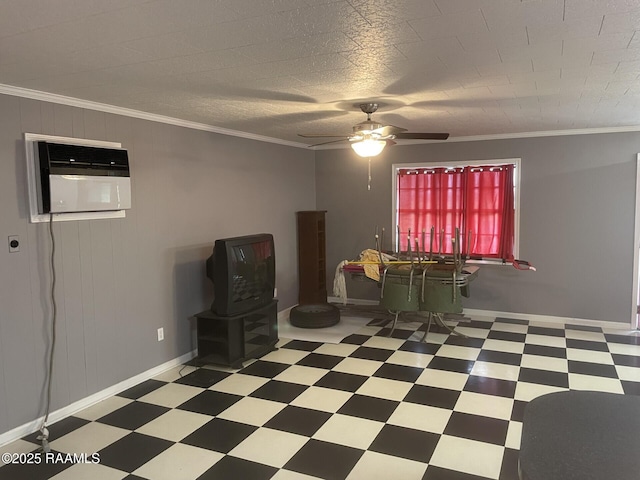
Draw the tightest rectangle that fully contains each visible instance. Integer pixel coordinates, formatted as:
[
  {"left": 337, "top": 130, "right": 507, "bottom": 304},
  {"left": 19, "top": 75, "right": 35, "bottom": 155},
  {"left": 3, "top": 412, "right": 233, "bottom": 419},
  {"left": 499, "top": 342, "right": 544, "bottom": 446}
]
[
  {"left": 519, "top": 390, "right": 640, "bottom": 480},
  {"left": 296, "top": 210, "right": 327, "bottom": 304},
  {"left": 290, "top": 211, "right": 340, "bottom": 328},
  {"left": 192, "top": 300, "right": 278, "bottom": 369}
]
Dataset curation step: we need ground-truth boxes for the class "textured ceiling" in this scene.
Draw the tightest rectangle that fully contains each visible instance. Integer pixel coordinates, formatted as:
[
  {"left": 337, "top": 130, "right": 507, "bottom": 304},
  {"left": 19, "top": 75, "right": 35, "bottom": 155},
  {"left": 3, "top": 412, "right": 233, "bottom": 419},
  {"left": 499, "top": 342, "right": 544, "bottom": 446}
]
[{"left": 2, "top": 0, "right": 640, "bottom": 146}]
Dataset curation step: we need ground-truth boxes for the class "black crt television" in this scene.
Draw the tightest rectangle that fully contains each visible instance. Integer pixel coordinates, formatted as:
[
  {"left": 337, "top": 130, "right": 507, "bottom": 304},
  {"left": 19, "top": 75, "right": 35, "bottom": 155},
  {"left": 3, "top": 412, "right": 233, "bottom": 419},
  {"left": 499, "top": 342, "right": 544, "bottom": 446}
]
[{"left": 206, "top": 233, "right": 275, "bottom": 316}]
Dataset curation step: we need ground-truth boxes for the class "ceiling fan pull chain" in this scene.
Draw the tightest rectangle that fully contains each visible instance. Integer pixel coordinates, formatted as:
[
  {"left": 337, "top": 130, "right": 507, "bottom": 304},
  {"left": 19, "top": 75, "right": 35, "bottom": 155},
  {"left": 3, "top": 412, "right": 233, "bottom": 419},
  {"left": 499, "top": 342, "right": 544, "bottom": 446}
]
[{"left": 368, "top": 157, "right": 372, "bottom": 190}]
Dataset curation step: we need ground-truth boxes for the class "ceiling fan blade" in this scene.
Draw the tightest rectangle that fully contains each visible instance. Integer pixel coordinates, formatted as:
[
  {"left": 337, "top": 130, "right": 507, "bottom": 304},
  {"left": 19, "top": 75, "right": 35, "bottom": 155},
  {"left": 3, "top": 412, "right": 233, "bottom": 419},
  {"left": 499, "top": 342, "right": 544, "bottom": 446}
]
[
  {"left": 309, "top": 138, "right": 350, "bottom": 147},
  {"left": 394, "top": 132, "right": 450, "bottom": 140},
  {"left": 298, "top": 133, "right": 348, "bottom": 138},
  {"left": 372, "top": 125, "right": 407, "bottom": 136}
]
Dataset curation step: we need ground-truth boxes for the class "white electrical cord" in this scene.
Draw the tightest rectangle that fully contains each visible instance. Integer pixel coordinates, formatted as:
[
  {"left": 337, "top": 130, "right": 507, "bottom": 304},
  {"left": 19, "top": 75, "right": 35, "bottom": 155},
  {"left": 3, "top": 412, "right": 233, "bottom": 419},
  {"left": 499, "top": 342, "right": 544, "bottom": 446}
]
[{"left": 37, "top": 212, "right": 57, "bottom": 453}]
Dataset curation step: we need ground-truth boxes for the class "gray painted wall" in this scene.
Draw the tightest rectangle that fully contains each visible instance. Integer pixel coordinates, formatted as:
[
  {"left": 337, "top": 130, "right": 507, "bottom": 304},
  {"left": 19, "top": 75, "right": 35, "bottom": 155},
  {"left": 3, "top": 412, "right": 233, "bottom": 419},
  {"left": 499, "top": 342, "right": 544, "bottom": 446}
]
[
  {"left": 0, "top": 93, "right": 316, "bottom": 438},
  {"left": 316, "top": 132, "right": 639, "bottom": 325}
]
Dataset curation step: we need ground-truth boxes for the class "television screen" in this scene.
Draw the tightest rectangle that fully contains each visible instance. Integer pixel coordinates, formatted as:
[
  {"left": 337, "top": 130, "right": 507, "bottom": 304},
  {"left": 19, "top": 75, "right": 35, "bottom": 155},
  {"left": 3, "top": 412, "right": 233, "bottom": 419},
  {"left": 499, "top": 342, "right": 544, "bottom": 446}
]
[
  {"left": 229, "top": 239, "right": 273, "bottom": 304},
  {"left": 206, "top": 233, "right": 275, "bottom": 316}
]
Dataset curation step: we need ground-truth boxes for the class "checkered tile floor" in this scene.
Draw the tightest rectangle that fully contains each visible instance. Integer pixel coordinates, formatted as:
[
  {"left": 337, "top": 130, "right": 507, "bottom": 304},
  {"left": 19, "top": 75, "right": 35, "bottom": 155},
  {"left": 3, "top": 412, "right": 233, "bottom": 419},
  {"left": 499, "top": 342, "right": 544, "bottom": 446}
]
[{"left": 2, "top": 314, "right": 640, "bottom": 480}]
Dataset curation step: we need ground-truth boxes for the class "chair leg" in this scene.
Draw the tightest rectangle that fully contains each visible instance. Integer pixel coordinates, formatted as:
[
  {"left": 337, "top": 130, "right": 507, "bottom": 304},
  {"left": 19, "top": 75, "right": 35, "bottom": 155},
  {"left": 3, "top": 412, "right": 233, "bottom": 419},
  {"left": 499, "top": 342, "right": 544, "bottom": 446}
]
[
  {"left": 420, "top": 312, "right": 433, "bottom": 342},
  {"left": 433, "top": 313, "right": 468, "bottom": 338},
  {"left": 388, "top": 310, "right": 400, "bottom": 337}
]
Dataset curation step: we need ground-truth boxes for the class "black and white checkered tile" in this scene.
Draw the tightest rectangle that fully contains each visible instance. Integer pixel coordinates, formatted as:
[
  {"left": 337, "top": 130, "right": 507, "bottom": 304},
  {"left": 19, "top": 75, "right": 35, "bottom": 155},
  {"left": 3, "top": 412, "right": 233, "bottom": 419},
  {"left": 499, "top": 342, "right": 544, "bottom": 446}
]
[{"left": 1, "top": 315, "right": 639, "bottom": 480}]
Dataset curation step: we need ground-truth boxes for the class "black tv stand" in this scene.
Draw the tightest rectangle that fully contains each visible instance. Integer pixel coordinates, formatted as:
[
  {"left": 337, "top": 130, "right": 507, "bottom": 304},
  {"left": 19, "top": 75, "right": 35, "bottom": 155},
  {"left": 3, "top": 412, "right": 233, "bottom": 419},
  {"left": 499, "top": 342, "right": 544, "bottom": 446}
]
[{"left": 192, "top": 300, "right": 278, "bottom": 369}]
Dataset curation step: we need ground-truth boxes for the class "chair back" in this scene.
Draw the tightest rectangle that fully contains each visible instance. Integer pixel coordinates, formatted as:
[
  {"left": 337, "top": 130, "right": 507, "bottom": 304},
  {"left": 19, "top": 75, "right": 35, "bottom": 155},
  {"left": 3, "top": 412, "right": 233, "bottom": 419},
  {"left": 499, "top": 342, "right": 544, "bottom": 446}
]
[
  {"left": 419, "top": 267, "right": 463, "bottom": 314},
  {"left": 380, "top": 276, "right": 421, "bottom": 312}
]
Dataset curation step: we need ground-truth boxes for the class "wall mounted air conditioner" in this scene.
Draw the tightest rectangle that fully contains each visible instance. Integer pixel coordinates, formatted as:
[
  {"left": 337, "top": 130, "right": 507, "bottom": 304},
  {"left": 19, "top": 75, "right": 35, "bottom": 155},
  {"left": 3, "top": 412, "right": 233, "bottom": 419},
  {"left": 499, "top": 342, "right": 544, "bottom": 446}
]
[
  {"left": 36, "top": 142, "right": 131, "bottom": 214},
  {"left": 25, "top": 134, "right": 132, "bottom": 223}
]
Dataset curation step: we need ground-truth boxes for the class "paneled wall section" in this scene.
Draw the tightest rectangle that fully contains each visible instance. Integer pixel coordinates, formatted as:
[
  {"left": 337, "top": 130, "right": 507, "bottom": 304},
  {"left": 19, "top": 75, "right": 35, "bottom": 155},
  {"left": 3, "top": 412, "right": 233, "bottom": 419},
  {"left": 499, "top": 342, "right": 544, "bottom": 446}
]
[{"left": 0, "top": 93, "right": 316, "bottom": 438}]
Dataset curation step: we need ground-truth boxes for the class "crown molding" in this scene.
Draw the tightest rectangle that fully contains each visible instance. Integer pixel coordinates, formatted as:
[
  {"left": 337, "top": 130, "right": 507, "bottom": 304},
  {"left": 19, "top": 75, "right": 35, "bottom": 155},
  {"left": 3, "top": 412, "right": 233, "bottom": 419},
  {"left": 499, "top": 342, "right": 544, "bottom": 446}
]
[
  {"left": 3, "top": 83, "right": 640, "bottom": 150},
  {"left": 314, "top": 124, "right": 640, "bottom": 150},
  {"left": 0, "top": 83, "right": 309, "bottom": 149},
  {"left": 413, "top": 125, "right": 640, "bottom": 144}
]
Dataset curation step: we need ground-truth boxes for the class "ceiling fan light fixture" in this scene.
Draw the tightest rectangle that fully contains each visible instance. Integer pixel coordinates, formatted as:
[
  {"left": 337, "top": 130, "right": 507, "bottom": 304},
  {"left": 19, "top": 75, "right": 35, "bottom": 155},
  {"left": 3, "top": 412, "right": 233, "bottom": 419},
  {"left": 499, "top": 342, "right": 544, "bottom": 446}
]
[{"left": 351, "top": 138, "right": 386, "bottom": 157}]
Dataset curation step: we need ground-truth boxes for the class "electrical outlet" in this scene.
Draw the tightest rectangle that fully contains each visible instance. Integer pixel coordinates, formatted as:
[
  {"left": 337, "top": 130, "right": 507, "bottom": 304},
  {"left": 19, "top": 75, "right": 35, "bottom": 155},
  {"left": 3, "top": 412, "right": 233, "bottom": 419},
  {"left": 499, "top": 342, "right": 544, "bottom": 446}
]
[
  {"left": 8, "top": 235, "right": 19, "bottom": 253},
  {"left": 157, "top": 328, "right": 164, "bottom": 342}
]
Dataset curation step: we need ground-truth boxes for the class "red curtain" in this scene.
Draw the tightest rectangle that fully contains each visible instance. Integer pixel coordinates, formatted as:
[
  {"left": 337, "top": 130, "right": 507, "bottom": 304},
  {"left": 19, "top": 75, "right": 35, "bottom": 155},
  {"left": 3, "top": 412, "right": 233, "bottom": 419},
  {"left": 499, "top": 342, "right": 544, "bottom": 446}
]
[{"left": 397, "top": 164, "right": 514, "bottom": 260}]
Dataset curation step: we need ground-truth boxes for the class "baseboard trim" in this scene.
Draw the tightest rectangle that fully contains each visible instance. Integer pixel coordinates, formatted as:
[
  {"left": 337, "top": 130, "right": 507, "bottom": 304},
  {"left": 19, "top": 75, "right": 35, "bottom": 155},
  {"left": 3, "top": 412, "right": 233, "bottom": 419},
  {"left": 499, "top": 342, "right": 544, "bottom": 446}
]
[
  {"left": 277, "top": 304, "right": 294, "bottom": 323},
  {"left": 3, "top": 304, "right": 627, "bottom": 447},
  {"left": 0, "top": 350, "right": 196, "bottom": 448},
  {"left": 328, "top": 297, "right": 630, "bottom": 330},
  {"left": 327, "top": 296, "right": 379, "bottom": 306},
  {"left": 1, "top": 304, "right": 295, "bottom": 446},
  {"left": 462, "top": 308, "right": 630, "bottom": 330}
]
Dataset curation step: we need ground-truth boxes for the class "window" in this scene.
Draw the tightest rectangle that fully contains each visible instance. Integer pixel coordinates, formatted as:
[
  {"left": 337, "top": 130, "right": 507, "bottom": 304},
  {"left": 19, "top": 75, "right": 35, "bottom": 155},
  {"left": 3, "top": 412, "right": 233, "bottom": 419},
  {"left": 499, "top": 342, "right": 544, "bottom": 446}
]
[{"left": 392, "top": 159, "right": 520, "bottom": 261}]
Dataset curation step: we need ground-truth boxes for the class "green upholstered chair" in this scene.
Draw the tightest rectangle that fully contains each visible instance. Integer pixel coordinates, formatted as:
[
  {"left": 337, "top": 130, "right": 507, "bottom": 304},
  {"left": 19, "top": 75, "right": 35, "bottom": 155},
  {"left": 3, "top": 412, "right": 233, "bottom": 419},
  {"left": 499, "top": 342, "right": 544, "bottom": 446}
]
[
  {"left": 418, "top": 266, "right": 467, "bottom": 341},
  {"left": 377, "top": 227, "right": 469, "bottom": 341},
  {"left": 379, "top": 266, "right": 422, "bottom": 336}
]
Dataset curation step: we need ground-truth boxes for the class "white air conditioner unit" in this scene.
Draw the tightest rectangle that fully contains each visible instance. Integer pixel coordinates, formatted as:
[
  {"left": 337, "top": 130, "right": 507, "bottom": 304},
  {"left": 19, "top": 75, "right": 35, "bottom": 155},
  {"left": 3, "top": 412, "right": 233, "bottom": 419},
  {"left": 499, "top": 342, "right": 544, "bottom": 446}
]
[
  {"left": 36, "top": 141, "right": 131, "bottom": 214},
  {"left": 25, "top": 134, "right": 132, "bottom": 223}
]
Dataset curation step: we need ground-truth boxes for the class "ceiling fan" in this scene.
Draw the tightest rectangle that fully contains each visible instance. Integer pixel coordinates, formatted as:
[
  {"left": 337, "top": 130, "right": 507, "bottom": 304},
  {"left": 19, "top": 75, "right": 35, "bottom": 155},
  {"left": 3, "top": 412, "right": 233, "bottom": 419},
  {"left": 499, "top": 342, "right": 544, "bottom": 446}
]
[{"left": 298, "top": 103, "right": 449, "bottom": 157}]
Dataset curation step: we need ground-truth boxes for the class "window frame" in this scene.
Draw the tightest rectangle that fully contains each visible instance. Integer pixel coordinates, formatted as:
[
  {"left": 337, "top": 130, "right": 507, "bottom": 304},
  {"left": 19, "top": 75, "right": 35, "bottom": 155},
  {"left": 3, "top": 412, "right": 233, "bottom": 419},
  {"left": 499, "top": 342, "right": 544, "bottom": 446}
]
[{"left": 391, "top": 158, "right": 521, "bottom": 262}]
